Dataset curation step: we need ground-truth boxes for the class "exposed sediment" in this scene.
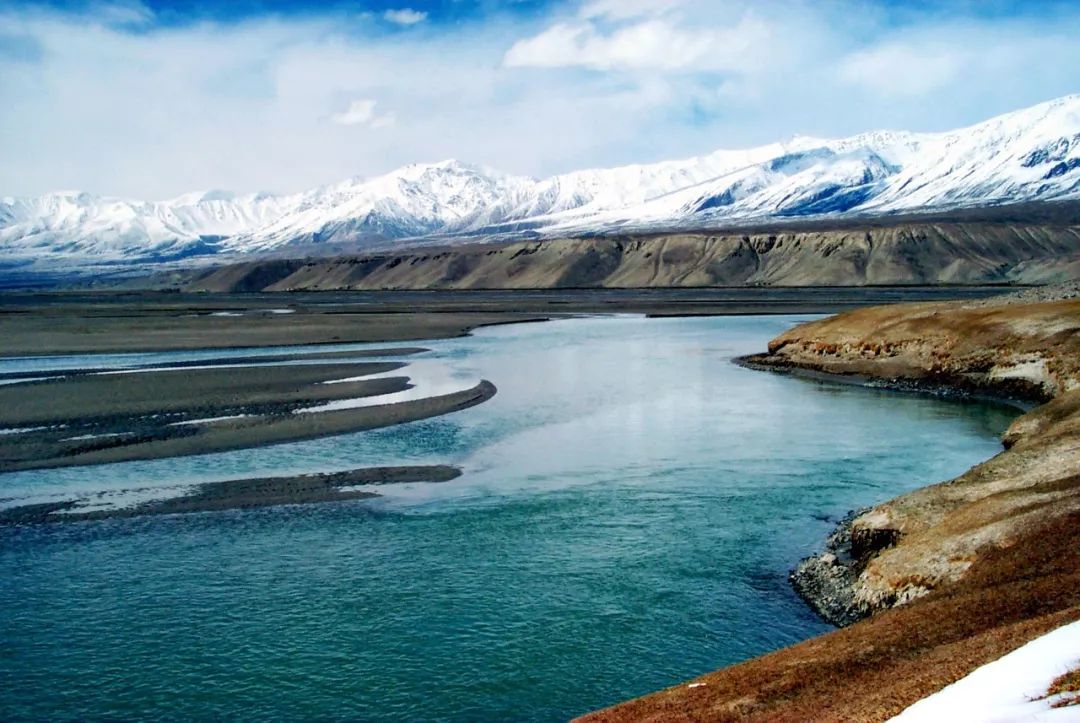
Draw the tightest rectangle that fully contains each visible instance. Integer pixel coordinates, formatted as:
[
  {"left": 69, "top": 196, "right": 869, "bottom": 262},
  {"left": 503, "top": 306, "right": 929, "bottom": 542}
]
[
  {"left": 0, "top": 380, "right": 496, "bottom": 471},
  {"left": 0, "top": 466, "right": 462, "bottom": 524}
]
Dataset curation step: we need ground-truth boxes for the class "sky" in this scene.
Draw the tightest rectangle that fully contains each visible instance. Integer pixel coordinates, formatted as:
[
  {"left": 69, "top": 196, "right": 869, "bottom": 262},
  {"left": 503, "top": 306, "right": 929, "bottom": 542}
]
[{"left": 1, "top": 0, "right": 1079, "bottom": 199}]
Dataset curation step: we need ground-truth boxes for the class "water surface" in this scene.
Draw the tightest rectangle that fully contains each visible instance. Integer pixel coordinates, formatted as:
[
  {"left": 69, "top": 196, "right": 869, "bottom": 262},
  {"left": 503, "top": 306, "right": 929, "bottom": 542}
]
[{"left": 0, "top": 316, "right": 1015, "bottom": 719}]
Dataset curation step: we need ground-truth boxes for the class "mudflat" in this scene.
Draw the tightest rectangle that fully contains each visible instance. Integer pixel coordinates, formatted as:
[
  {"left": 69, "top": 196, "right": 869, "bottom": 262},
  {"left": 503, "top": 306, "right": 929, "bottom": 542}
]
[{"left": 0, "top": 466, "right": 463, "bottom": 525}]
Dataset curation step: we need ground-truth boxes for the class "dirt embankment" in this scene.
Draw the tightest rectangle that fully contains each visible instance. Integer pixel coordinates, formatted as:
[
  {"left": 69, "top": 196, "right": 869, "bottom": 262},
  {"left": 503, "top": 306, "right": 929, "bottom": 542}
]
[
  {"left": 185, "top": 222, "right": 1080, "bottom": 292},
  {"left": 582, "top": 288, "right": 1080, "bottom": 721}
]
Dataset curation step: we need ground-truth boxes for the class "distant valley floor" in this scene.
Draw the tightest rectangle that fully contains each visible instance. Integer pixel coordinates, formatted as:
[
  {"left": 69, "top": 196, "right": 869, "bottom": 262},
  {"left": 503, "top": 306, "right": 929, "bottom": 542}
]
[{"left": 0, "top": 286, "right": 1014, "bottom": 356}]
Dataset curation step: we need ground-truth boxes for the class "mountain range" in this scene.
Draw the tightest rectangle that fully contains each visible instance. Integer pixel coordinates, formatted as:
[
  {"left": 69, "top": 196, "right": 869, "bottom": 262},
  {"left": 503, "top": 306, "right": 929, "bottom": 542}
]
[{"left": 3, "top": 95, "right": 1079, "bottom": 272}]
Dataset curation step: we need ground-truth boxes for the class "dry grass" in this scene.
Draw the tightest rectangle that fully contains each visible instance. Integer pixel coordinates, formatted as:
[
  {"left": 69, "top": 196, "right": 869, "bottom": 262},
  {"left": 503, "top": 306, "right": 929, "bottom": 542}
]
[{"left": 1047, "top": 667, "right": 1080, "bottom": 708}]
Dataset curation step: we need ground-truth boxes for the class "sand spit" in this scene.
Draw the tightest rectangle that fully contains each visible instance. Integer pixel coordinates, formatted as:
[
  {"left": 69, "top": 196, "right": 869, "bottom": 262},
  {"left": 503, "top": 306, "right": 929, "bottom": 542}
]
[
  {"left": 0, "top": 466, "right": 462, "bottom": 525},
  {"left": 582, "top": 286, "right": 1080, "bottom": 721},
  {"left": 0, "top": 378, "right": 495, "bottom": 472},
  {"left": 0, "top": 346, "right": 430, "bottom": 382},
  {"left": 0, "top": 349, "right": 496, "bottom": 472}
]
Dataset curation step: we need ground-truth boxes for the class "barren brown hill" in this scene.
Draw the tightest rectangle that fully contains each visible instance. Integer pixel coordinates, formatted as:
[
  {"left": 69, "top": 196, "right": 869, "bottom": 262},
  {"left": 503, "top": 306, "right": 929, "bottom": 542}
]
[
  {"left": 184, "top": 221, "right": 1080, "bottom": 292},
  {"left": 583, "top": 291, "right": 1080, "bottom": 721}
]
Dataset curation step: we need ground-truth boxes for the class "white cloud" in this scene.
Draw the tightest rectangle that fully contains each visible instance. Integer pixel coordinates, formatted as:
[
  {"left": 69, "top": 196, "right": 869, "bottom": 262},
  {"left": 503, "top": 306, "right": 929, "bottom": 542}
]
[
  {"left": 95, "top": 0, "right": 155, "bottom": 27},
  {"left": 383, "top": 9, "right": 428, "bottom": 26},
  {"left": 1, "top": 1, "right": 1079, "bottom": 199},
  {"left": 504, "top": 15, "right": 771, "bottom": 72},
  {"left": 579, "top": 0, "right": 681, "bottom": 21},
  {"left": 330, "top": 98, "right": 395, "bottom": 128},
  {"left": 839, "top": 44, "right": 963, "bottom": 97}
]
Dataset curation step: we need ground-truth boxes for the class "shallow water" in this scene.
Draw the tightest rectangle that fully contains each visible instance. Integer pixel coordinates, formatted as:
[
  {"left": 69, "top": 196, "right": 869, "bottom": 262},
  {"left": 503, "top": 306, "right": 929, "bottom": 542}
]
[{"left": 0, "top": 315, "right": 1015, "bottom": 720}]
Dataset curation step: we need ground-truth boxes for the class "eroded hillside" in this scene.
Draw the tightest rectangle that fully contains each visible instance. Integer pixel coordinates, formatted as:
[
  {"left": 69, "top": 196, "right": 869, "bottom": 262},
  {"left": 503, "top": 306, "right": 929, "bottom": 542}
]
[{"left": 185, "top": 222, "right": 1080, "bottom": 292}]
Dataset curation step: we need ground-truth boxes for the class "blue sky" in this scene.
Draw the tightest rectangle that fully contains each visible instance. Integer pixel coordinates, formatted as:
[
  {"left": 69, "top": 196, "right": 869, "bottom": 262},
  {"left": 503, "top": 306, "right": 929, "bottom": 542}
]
[{"left": 2, "top": 0, "right": 1079, "bottom": 198}]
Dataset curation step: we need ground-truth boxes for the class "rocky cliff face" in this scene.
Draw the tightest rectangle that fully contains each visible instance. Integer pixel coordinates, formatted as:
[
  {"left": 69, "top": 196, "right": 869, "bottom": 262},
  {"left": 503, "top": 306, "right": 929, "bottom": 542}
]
[
  {"left": 741, "top": 291, "right": 1080, "bottom": 625},
  {"left": 184, "top": 221, "right": 1080, "bottom": 292}
]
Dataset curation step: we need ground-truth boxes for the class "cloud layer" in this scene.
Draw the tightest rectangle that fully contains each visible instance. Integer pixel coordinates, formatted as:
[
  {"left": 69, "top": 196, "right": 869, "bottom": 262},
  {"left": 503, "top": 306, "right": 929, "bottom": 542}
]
[
  {"left": 1, "top": 0, "right": 1079, "bottom": 199},
  {"left": 330, "top": 99, "right": 395, "bottom": 128},
  {"left": 383, "top": 8, "right": 427, "bottom": 26}
]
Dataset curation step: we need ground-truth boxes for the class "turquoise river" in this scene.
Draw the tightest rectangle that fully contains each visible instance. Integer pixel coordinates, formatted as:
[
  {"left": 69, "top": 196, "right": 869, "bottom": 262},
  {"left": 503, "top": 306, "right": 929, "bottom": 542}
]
[{"left": 0, "top": 315, "right": 1015, "bottom": 720}]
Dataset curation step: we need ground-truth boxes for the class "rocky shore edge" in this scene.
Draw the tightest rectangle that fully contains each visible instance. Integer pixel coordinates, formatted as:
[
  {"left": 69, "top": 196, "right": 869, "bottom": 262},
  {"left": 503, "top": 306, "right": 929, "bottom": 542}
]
[{"left": 740, "top": 292, "right": 1080, "bottom": 627}]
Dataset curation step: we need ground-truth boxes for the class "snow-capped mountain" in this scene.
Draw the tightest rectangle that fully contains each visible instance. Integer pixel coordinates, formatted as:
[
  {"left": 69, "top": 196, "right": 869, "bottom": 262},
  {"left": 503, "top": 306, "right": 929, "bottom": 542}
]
[{"left": 3, "top": 95, "right": 1080, "bottom": 270}]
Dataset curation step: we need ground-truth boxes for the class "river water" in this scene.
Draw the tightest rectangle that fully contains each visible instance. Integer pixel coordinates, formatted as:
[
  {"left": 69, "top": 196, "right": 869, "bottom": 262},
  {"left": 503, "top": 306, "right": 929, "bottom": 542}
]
[{"left": 0, "top": 315, "right": 1015, "bottom": 719}]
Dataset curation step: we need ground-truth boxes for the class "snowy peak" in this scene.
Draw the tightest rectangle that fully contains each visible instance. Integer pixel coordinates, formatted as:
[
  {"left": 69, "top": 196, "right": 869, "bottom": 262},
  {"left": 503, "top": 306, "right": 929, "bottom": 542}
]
[{"left": 4, "top": 95, "right": 1080, "bottom": 269}]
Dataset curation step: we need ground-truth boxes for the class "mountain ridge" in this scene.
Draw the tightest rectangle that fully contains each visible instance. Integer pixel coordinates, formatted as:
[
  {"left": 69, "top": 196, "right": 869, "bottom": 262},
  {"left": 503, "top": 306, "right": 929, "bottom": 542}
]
[{"left": 3, "top": 95, "right": 1080, "bottom": 272}]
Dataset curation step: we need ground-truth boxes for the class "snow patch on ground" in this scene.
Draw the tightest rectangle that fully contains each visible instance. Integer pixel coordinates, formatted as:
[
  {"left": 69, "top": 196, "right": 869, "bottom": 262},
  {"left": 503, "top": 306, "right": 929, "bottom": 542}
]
[
  {"left": 0, "top": 426, "right": 51, "bottom": 435},
  {"left": 61, "top": 432, "right": 124, "bottom": 441},
  {"left": 0, "top": 377, "right": 60, "bottom": 386},
  {"left": 169, "top": 414, "right": 251, "bottom": 426},
  {"left": 888, "top": 619, "right": 1080, "bottom": 722}
]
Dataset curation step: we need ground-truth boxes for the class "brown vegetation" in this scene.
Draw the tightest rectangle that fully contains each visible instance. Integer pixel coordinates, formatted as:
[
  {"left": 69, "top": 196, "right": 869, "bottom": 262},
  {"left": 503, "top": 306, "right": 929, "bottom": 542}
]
[{"left": 1047, "top": 667, "right": 1080, "bottom": 708}]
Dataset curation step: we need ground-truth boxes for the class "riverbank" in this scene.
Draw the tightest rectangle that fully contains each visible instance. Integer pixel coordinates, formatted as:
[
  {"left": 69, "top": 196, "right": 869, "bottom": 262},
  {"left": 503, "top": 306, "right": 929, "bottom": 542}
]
[{"left": 581, "top": 286, "right": 1080, "bottom": 720}]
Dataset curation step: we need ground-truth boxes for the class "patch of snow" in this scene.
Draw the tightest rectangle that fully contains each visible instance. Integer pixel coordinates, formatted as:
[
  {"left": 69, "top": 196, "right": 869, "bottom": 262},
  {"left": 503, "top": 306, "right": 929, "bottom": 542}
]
[
  {"left": 169, "top": 414, "right": 251, "bottom": 426},
  {"left": 52, "top": 484, "right": 199, "bottom": 515},
  {"left": 322, "top": 374, "right": 384, "bottom": 384},
  {"left": 0, "top": 377, "right": 59, "bottom": 386},
  {"left": 61, "top": 432, "right": 124, "bottom": 441},
  {"left": 0, "top": 426, "right": 49, "bottom": 435},
  {"left": 294, "top": 386, "right": 475, "bottom": 413},
  {"left": 888, "top": 619, "right": 1080, "bottom": 722}
]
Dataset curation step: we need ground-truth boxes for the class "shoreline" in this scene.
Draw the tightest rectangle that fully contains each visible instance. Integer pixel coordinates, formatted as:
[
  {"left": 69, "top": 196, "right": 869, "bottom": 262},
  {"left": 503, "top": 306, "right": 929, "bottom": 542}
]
[
  {"left": 733, "top": 354, "right": 1040, "bottom": 412},
  {"left": 581, "top": 291, "right": 1080, "bottom": 720}
]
